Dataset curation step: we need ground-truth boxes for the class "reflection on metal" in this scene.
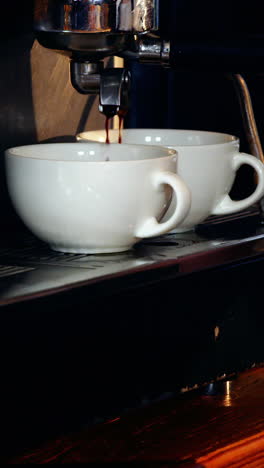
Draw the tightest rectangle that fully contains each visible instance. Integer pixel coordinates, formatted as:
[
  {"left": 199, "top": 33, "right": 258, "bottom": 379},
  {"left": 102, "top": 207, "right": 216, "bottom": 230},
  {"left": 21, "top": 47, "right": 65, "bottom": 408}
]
[
  {"left": 223, "top": 381, "right": 232, "bottom": 407},
  {"left": 35, "top": 0, "right": 159, "bottom": 34},
  {"left": 70, "top": 60, "right": 103, "bottom": 94},
  {"left": 133, "top": 0, "right": 159, "bottom": 32},
  {"left": 34, "top": 0, "right": 159, "bottom": 61},
  {"left": 1, "top": 208, "right": 264, "bottom": 305},
  {"left": 230, "top": 74, "right": 264, "bottom": 164},
  {"left": 214, "top": 326, "right": 220, "bottom": 341},
  {"left": 229, "top": 74, "right": 264, "bottom": 214},
  {"left": 69, "top": 57, "right": 130, "bottom": 117},
  {"left": 0, "top": 265, "right": 35, "bottom": 279},
  {"left": 99, "top": 68, "right": 131, "bottom": 117},
  {"left": 138, "top": 36, "right": 170, "bottom": 65},
  {"left": 113, "top": 57, "right": 125, "bottom": 129}
]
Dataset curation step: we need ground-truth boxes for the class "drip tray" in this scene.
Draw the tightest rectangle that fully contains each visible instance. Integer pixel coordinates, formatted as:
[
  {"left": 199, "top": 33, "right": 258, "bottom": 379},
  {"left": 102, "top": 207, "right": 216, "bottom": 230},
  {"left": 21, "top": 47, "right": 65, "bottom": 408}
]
[{"left": 1, "top": 208, "right": 264, "bottom": 306}]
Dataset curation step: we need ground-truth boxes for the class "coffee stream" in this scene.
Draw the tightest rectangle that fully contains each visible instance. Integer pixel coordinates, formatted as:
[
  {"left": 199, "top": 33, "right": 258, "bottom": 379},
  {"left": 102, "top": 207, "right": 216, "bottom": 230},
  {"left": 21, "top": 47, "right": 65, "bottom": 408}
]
[
  {"left": 105, "top": 110, "right": 127, "bottom": 146},
  {"left": 118, "top": 109, "right": 127, "bottom": 144},
  {"left": 105, "top": 116, "right": 111, "bottom": 145}
]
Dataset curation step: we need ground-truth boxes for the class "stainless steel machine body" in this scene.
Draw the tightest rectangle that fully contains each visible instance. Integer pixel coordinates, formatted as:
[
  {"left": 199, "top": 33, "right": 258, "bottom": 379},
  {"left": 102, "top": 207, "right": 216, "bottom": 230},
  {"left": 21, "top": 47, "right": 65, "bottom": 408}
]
[
  {"left": 35, "top": 0, "right": 159, "bottom": 56},
  {"left": 34, "top": 1, "right": 264, "bottom": 166},
  {"left": 34, "top": 0, "right": 160, "bottom": 115}
]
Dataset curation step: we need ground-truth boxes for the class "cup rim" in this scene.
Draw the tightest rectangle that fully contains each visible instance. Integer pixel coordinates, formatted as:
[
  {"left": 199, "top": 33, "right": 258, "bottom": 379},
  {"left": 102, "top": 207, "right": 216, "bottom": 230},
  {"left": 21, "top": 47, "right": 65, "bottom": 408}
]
[
  {"left": 5, "top": 142, "right": 177, "bottom": 163},
  {"left": 77, "top": 129, "right": 239, "bottom": 148}
]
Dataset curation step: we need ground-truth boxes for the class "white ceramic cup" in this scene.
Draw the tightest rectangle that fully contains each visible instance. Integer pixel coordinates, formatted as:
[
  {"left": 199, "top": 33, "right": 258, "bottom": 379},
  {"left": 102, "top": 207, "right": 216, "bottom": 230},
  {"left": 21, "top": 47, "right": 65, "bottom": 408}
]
[
  {"left": 77, "top": 129, "right": 264, "bottom": 232},
  {"left": 5, "top": 142, "right": 191, "bottom": 253}
]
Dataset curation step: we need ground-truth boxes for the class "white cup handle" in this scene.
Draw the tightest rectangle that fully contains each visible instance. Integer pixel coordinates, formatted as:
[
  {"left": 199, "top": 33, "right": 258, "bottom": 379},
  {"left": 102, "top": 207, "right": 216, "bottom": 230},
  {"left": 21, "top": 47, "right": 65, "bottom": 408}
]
[
  {"left": 212, "top": 153, "right": 264, "bottom": 215},
  {"left": 135, "top": 171, "right": 191, "bottom": 238}
]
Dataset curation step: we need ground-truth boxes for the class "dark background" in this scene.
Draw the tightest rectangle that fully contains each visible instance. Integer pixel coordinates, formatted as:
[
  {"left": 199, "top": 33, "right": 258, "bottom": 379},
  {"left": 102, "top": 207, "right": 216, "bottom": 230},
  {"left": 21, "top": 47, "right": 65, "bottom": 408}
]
[{"left": 1, "top": 0, "right": 264, "bottom": 458}]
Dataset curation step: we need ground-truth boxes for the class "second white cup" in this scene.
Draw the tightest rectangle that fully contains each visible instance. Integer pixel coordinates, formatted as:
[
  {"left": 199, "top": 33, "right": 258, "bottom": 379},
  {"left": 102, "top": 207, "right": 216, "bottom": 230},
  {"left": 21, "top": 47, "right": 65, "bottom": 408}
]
[{"left": 77, "top": 129, "right": 264, "bottom": 232}]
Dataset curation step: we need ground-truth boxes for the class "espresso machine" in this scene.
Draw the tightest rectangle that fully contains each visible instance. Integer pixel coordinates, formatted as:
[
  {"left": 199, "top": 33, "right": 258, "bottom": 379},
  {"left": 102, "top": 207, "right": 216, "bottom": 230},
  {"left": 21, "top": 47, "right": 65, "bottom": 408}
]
[
  {"left": 33, "top": 0, "right": 264, "bottom": 164},
  {"left": 1, "top": 0, "right": 264, "bottom": 458}
]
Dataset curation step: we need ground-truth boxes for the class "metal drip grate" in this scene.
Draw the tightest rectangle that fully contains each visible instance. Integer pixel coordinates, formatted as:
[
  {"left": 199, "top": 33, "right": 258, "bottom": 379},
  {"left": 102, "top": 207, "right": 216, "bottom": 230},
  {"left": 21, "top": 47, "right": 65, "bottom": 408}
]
[
  {"left": 0, "top": 265, "right": 36, "bottom": 279},
  {"left": 0, "top": 206, "right": 263, "bottom": 305}
]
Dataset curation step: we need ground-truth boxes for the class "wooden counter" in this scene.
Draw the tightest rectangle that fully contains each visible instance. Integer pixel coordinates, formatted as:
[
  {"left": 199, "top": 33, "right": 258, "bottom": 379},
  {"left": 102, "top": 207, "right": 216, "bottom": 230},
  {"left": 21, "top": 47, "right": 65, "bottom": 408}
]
[{"left": 5, "top": 365, "right": 264, "bottom": 466}]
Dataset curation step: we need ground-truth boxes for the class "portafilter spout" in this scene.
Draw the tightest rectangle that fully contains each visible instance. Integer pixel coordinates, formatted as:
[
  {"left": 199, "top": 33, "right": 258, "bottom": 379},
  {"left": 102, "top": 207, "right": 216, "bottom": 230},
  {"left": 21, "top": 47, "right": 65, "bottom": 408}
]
[
  {"left": 70, "top": 59, "right": 131, "bottom": 117},
  {"left": 99, "top": 68, "right": 131, "bottom": 118}
]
